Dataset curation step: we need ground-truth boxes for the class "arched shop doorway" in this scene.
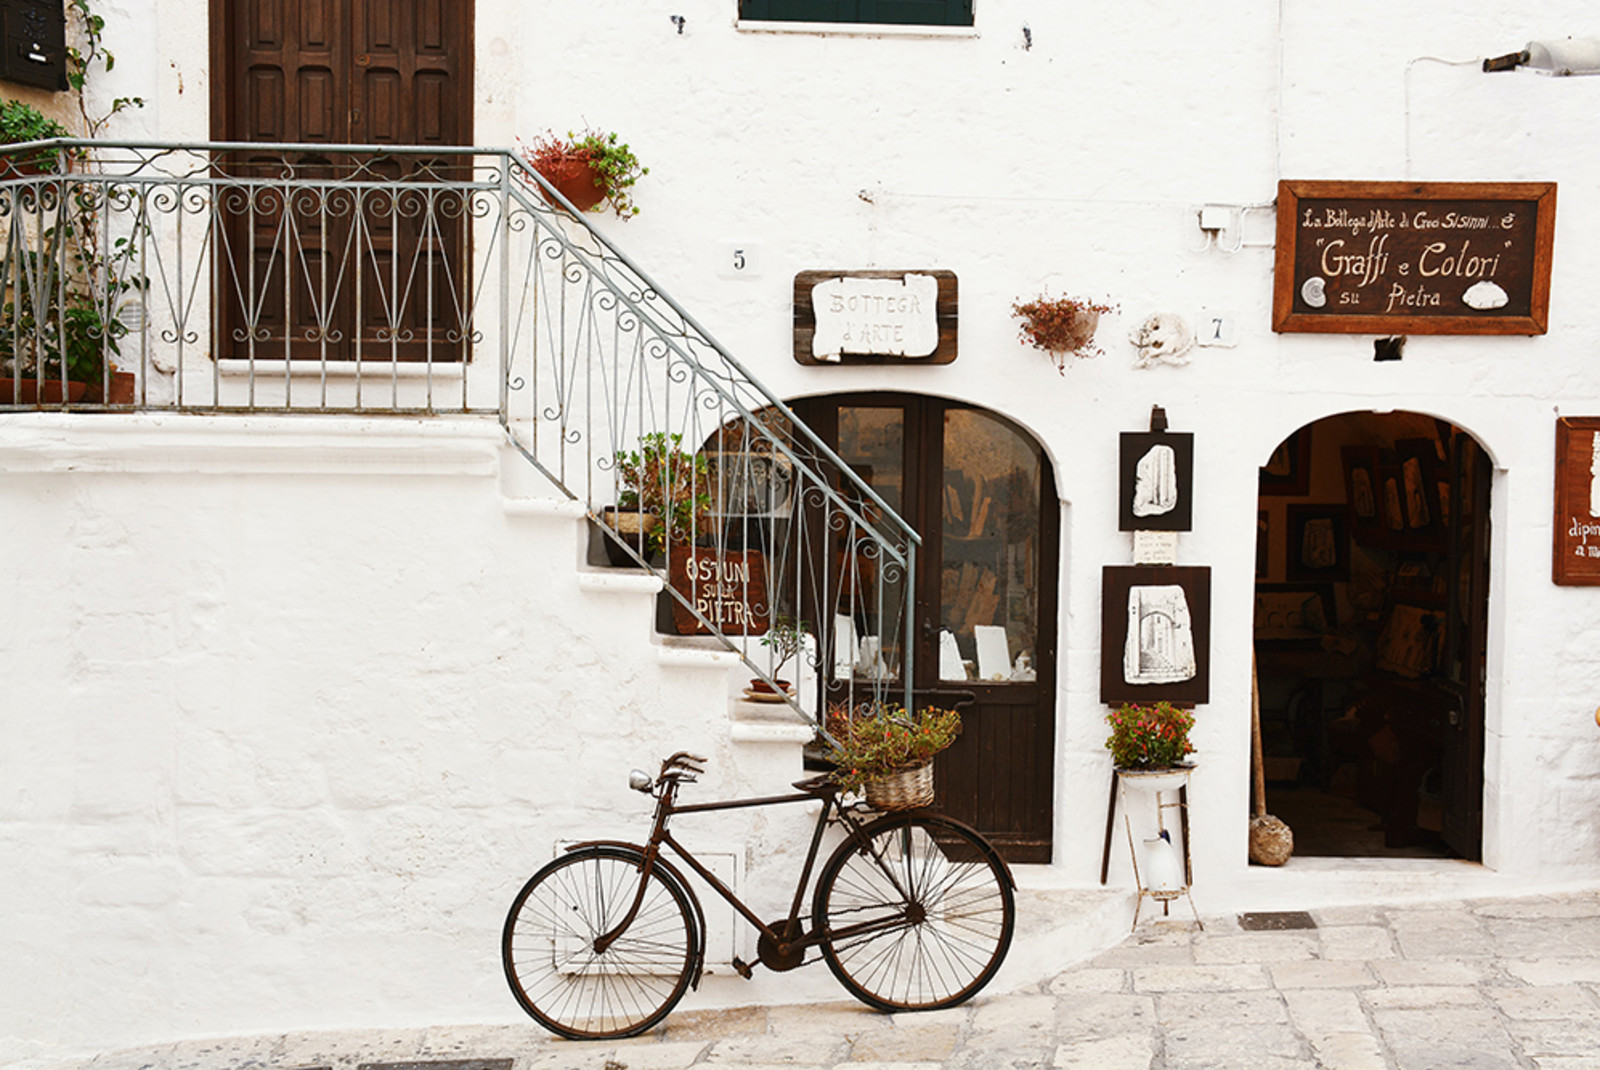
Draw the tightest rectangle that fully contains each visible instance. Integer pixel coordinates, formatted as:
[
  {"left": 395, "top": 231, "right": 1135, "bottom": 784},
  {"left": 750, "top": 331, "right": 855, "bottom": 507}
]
[
  {"left": 789, "top": 394, "right": 1060, "bottom": 863},
  {"left": 1254, "top": 412, "right": 1491, "bottom": 860}
]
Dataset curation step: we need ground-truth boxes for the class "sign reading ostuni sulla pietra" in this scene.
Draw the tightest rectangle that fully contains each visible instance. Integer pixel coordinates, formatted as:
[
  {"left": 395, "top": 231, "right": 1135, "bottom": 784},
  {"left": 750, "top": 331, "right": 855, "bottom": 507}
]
[
  {"left": 1273, "top": 180, "right": 1556, "bottom": 335},
  {"left": 792, "top": 270, "right": 958, "bottom": 365}
]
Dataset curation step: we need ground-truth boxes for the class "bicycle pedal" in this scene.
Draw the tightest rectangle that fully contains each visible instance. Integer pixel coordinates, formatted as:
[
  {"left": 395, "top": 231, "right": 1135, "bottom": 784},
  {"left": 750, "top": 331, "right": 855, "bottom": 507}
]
[{"left": 730, "top": 956, "right": 754, "bottom": 980}]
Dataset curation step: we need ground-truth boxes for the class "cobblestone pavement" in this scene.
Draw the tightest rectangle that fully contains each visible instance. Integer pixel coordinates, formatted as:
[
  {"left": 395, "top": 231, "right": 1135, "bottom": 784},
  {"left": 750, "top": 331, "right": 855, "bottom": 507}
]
[{"left": 22, "top": 891, "right": 1600, "bottom": 1070}]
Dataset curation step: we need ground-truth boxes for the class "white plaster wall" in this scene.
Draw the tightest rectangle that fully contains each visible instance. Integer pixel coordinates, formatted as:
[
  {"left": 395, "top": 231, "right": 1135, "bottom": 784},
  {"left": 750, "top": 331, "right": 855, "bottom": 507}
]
[
  {"left": 7, "top": 0, "right": 1600, "bottom": 1057},
  {"left": 0, "top": 415, "right": 824, "bottom": 1058}
]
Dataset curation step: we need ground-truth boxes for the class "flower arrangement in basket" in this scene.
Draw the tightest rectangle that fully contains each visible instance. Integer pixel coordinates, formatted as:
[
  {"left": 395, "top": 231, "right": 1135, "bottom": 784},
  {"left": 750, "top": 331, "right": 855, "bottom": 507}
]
[
  {"left": 1012, "top": 293, "right": 1117, "bottom": 371},
  {"left": 1105, "top": 701, "right": 1195, "bottom": 770},
  {"left": 824, "top": 701, "right": 961, "bottom": 810}
]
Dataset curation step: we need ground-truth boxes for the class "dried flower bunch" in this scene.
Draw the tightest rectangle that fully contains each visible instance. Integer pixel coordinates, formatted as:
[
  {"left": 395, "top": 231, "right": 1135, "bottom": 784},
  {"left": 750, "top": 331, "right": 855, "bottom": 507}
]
[
  {"left": 1012, "top": 294, "right": 1117, "bottom": 370},
  {"left": 1105, "top": 701, "right": 1195, "bottom": 770},
  {"left": 824, "top": 701, "right": 961, "bottom": 794}
]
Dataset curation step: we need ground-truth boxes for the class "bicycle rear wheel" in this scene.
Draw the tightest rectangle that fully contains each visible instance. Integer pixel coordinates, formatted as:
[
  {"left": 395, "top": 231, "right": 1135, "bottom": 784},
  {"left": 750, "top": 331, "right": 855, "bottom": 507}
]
[
  {"left": 813, "top": 813, "right": 1015, "bottom": 1012},
  {"left": 502, "top": 845, "right": 697, "bottom": 1039}
]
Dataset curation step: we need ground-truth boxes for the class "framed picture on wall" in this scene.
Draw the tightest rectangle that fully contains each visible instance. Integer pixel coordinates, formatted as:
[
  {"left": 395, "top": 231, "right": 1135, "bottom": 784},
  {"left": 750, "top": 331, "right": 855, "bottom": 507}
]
[
  {"left": 1341, "top": 445, "right": 1381, "bottom": 535},
  {"left": 1119, "top": 431, "right": 1194, "bottom": 531},
  {"left": 1100, "top": 565, "right": 1211, "bottom": 705},
  {"left": 1260, "top": 428, "right": 1311, "bottom": 496},
  {"left": 1285, "top": 504, "right": 1350, "bottom": 581}
]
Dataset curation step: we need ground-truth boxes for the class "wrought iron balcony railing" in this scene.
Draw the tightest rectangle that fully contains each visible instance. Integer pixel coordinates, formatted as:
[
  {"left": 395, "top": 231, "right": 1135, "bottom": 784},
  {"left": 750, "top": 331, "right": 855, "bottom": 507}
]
[{"left": 0, "top": 140, "right": 918, "bottom": 730}]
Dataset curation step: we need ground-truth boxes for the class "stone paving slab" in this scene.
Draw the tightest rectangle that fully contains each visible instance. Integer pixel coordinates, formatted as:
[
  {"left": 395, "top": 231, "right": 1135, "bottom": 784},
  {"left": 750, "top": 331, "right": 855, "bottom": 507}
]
[{"left": 11, "top": 890, "right": 1600, "bottom": 1070}]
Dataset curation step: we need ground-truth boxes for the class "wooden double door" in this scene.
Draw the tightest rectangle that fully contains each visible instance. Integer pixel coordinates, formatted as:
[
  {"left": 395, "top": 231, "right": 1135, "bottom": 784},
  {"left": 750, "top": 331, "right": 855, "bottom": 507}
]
[
  {"left": 793, "top": 394, "right": 1059, "bottom": 863},
  {"left": 211, "top": 0, "right": 474, "bottom": 361}
]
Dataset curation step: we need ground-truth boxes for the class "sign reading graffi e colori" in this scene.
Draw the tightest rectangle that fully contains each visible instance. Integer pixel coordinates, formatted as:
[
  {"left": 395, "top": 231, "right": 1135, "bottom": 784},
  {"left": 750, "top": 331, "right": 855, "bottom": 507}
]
[{"left": 1273, "top": 180, "right": 1556, "bottom": 336}]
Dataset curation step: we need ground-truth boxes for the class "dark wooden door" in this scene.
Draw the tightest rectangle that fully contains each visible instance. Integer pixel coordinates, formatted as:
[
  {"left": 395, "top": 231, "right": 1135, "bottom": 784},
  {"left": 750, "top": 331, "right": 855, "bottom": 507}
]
[
  {"left": 213, "top": 0, "right": 473, "bottom": 361},
  {"left": 794, "top": 394, "right": 1058, "bottom": 863},
  {"left": 1440, "top": 435, "right": 1491, "bottom": 859}
]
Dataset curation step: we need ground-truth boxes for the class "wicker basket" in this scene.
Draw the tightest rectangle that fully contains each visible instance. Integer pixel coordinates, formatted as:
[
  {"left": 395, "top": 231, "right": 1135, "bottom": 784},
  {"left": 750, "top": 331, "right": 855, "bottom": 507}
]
[{"left": 864, "top": 762, "right": 934, "bottom": 811}]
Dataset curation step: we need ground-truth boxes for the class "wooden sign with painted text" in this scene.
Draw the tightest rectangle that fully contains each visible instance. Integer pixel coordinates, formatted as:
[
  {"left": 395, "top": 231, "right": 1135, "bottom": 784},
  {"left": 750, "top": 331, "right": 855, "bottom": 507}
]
[
  {"left": 668, "top": 548, "right": 772, "bottom": 635},
  {"left": 1553, "top": 418, "right": 1600, "bottom": 585},
  {"left": 1274, "top": 180, "right": 1556, "bottom": 335},
  {"left": 793, "top": 269, "right": 958, "bottom": 365}
]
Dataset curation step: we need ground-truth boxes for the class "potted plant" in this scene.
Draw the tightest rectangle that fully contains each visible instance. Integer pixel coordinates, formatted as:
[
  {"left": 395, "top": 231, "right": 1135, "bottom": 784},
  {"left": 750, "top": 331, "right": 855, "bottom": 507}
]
[
  {"left": 1012, "top": 293, "right": 1117, "bottom": 371},
  {"left": 520, "top": 128, "right": 648, "bottom": 217},
  {"left": 610, "top": 432, "right": 711, "bottom": 558},
  {"left": 0, "top": 100, "right": 73, "bottom": 176},
  {"left": 824, "top": 701, "right": 961, "bottom": 810},
  {"left": 752, "top": 615, "right": 810, "bottom": 696},
  {"left": 1106, "top": 701, "right": 1196, "bottom": 789}
]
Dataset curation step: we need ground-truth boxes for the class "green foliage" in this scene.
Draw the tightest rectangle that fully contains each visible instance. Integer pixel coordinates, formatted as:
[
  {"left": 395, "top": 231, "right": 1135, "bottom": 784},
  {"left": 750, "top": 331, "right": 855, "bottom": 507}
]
[
  {"left": 524, "top": 128, "right": 648, "bottom": 217},
  {"left": 614, "top": 432, "right": 711, "bottom": 554},
  {"left": 824, "top": 702, "right": 961, "bottom": 794},
  {"left": 1011, "top": 294, "right": 1117, "bottom": 371},
  {"left": 66, "top": 0, "right": 144, "bottom": 138},
  {"left": 1104, "top": 701, "right": 1195, "bottom": 770},
  {"left": 0, "top": 100, "right": 73, "bottom": 172}
]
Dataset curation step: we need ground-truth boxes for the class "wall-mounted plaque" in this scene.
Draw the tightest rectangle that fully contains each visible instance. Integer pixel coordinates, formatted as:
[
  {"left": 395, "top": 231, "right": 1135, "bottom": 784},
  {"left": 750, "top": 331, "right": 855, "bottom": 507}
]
[
  {"left": 1273, "top": 180, "right": 1556, "bottom": 336},
  {"left": 1119, "top": 431, "right": 1194, "bottom": 532},
  {"left": 1100, "top": 565, "right": 1211, "bottom": 705},
  {"left": 1553, "top": 418, "right": 1600, "bottom": 585},
  {"left": 793, "top": 269, "right": 957, "bottom": 365}
]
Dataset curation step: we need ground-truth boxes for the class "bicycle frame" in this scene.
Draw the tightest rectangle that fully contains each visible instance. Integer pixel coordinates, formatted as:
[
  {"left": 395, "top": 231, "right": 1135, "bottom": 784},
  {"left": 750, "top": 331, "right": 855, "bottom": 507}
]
[{"left": 583, "top": 773, "right": 902, "bottom": 971}]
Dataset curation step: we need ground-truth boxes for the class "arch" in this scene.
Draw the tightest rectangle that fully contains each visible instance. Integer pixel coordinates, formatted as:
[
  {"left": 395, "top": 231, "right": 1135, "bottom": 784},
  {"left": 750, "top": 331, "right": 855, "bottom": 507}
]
[{"left": 1254, "top": 410, "right": 1491, "bottom": 862}]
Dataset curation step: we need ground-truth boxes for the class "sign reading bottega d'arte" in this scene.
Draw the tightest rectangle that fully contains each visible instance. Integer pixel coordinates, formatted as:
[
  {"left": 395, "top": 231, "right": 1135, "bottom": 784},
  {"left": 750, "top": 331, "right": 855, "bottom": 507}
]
[
  {"left": 1553, "top": 418, "right": 1600, "bottom": 585},
  {"left": 793, "top": 270, "right": 958, "bottom": 365},
  {"left": 1274, "top": 180, "right": 1556, "bottom": 335}
]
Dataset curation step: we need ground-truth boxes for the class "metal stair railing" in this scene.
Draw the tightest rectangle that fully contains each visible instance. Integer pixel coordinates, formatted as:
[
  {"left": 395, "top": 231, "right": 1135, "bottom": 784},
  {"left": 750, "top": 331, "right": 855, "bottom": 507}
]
[{"left": 0, "top": 139, "right": 918, "bottom": 731}]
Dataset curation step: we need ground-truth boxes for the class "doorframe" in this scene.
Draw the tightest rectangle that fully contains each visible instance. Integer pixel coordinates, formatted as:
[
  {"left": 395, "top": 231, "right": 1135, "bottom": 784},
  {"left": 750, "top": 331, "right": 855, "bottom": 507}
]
[
  {"left": 790, "top": 390, "right": 1061, "bottom": 862},
  {"left": 1251, "top": 410, "right": 1499, "bottom": 864}
]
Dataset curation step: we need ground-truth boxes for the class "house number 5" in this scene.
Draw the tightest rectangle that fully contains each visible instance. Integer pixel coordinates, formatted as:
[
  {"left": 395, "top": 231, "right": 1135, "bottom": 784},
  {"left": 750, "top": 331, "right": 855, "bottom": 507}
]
[{"left": 717, "top": 242, "right": 762, "bottom": 280}]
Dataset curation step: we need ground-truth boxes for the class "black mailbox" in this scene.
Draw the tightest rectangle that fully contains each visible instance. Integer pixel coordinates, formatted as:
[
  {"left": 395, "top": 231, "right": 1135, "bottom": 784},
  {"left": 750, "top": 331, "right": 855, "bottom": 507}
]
[{"left": 0, "top": 0, "right": 68, "bottom": 92}]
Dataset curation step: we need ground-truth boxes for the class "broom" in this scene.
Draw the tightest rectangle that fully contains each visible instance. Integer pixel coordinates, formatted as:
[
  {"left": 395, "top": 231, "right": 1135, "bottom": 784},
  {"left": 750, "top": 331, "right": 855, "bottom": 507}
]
[{"left": 1249, "top": 651, "right": 1294, "bottom": 865}]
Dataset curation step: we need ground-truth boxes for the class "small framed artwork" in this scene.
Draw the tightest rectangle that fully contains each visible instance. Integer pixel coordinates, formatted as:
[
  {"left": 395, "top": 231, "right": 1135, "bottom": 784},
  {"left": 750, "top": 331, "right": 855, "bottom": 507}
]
[
  {"left": 1378, "top": 465, "right": 1407, "bottom": 537},
  {"left": 1285, "top": 504, "right": 1349, "bottom": 581},
  {"left": 1119, "top": 431, "right": 1194, "bottom": 531},
  {"left": 1260, "top": 428, "right": 1311, "bottom": 496},
  {"left": 1395, "top": 438, "right": 1444, "bottom": 536},
  {"left": 1341, "top": 445, "right": 1381, "bottom": 534},
  {"left": 1100, "top": 565, "right": 1211, "bottom": 705}
]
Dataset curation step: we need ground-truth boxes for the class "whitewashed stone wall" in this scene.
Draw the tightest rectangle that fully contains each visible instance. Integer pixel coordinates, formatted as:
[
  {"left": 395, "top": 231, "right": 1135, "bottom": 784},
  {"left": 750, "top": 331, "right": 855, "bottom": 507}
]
[{"left": 5, "top": 0, "right": 1600, "bottom": 1058}]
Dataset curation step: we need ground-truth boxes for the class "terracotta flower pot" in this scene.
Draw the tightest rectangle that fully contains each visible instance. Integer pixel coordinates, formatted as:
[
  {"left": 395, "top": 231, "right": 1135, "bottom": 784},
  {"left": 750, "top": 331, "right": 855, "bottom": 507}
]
[
  {"left": 535, "top": 152, "right": 606, "bottom": 213},
  {"left": 0, "top": 377, "right": 89, "bottom": 404}
]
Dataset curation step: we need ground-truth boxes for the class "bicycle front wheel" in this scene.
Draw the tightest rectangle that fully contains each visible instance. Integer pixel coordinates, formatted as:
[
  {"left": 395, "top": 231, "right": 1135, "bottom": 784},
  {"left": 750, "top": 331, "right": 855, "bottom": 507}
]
[
  {"left": 813, "top": 813, "right": 1015, "bottom": 1012},
  {"left": 502, "top": 845, "right": 697, "bottom": 1039}
]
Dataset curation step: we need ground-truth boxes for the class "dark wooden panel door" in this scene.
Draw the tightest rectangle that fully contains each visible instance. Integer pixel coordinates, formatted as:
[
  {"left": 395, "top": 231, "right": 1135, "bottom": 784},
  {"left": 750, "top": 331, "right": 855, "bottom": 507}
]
[
  {"left": 794, "top": 394, "right": 1058, "bottom": 863},
  {"left": 215, "top": 0, "right": 472, "bottom": 362}
]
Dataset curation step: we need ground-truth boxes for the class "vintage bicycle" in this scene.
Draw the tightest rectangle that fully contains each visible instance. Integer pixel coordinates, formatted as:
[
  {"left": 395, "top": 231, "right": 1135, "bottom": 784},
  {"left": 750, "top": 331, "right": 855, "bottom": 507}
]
[{"left": 501, "top": 751, "right": 1016, "bottom": 1039}]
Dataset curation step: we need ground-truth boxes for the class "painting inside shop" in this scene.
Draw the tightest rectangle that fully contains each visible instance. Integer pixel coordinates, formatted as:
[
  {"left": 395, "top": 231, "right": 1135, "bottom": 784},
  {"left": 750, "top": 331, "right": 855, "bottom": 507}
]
[{"left": 1254, "top": 411, "right": 1490, "bottom": 861}]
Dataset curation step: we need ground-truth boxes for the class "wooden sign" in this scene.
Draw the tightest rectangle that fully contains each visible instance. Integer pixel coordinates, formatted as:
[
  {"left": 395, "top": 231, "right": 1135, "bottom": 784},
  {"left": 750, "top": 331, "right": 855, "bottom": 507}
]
[
  {"left": 1553, "top": 418, "right": 1600, "bottom": 585},
  {"left": 793, "top": 269, "right": 957, "bottom": 365},
  {"left": 668, "top": 548, "right": 772, "bottom": 635},
  {"left": 1119, "top": 431, "right": 1194, "bottom": 532},
  {"left": 1273, "top": 180, "right": 1556, "bottom": 335}
]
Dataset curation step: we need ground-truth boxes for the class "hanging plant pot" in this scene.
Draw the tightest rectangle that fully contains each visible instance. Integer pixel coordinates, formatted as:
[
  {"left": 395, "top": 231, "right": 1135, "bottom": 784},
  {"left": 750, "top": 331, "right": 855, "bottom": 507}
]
[{"left": 536, "top": 152, "right": 607, "bottom": 213}]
